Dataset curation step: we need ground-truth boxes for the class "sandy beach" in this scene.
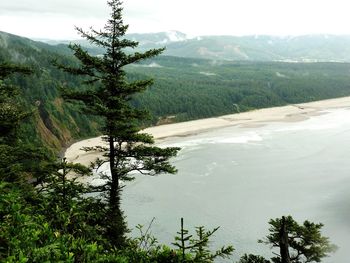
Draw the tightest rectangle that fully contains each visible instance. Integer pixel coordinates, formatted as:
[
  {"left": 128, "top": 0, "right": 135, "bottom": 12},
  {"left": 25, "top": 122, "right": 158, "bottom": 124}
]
[{"left": 65, "top": 96, "right": 350, "bottom": 166}]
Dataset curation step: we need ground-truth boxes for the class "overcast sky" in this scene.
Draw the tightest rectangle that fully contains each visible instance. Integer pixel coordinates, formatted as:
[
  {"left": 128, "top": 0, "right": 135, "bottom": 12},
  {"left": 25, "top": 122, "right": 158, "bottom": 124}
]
[{"left": 1, "top": 0, "right": 350, "bottom": 40}]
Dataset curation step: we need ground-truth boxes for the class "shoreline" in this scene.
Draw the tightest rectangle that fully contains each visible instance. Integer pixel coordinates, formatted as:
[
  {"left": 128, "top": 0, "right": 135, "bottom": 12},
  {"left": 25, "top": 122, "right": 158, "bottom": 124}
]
[{"left": 65, "top": 96, "right": 350, "bottom": 166}]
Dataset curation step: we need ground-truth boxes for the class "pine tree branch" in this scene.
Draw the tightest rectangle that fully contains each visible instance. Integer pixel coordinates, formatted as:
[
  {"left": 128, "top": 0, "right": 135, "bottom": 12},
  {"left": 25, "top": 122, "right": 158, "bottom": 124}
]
[
  {"left": 75, "top": 26, "right": 110, "bottom": 47},
  {"left": 121, "top": 48, "right": 165, "bottom": 67}
]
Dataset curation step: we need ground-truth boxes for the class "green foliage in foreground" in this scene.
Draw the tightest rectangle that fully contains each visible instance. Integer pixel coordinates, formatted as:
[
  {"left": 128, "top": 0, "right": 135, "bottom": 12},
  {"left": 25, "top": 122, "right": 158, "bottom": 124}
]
[
  {"left": 1, "top": 177, "right": 336, "bottom": 263},
  {"left": 0, "top": 180, "right": 234, "bottom": 263}
]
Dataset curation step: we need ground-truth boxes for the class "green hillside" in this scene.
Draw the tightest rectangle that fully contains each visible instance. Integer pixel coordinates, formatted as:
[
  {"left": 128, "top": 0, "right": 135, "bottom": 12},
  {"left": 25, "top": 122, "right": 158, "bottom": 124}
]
[
  {"left": 0, "top": 31, "right": 101, "bottom": 152},
  {"left": 128, "top": 56, "right": 350, "bottom": 122},
  {"left": 3, "top": 31, "right": 350, "bottom": 152}
]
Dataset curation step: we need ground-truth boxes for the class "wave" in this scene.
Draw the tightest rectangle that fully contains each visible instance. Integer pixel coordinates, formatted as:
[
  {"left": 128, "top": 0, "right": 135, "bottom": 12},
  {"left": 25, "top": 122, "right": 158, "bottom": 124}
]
[
  {"left": 274, "top": 109, "right": 350, "bottom": 132},
  {"left": 164, "top": 131, "right": 263, "bottom": 149}
]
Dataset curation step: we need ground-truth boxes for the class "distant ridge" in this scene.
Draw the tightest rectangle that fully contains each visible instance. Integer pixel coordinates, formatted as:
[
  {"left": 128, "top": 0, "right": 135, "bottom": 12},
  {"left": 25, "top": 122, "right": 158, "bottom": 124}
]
[
  {"left": 128, "top": 32, "right": 350, "bottom": 62},
  {"left": 42, "top": 32, "right": 350, "bottom": 62}
]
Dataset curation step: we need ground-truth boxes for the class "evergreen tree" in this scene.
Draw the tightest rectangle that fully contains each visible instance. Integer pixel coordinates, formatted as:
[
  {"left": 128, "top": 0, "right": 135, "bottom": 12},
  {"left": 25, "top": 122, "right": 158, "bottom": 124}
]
[
  {"left": 172, "top": 218, "right": 234, "bottom": 262},
  {"left": 259, "top": 216, "right": 337, "bottom": 263},
  {"left": 0, "top": 63, "right": 32, "bottom": 143},
  {"left": 238, "top": 254, "right": 271, "bottom": 263},
  {"left": 57, "top": 0, "right": 180, "bottom": 246},
  {"left": 0, "top": 63, "right": 35, "bottom": 183}
]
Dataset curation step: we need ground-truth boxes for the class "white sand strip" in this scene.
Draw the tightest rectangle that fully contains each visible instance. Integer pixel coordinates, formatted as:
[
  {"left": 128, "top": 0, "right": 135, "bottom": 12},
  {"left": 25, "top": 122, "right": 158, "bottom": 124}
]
[{"left": 65, "top": 96, "right": 350, "bottom": 166}]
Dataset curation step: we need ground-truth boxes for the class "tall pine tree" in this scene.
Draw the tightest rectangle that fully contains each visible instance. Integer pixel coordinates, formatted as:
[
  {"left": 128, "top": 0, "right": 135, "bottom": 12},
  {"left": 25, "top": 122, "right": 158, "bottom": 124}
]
[{"left": 58, "top": 0, "right": 180, "bottom": 246}]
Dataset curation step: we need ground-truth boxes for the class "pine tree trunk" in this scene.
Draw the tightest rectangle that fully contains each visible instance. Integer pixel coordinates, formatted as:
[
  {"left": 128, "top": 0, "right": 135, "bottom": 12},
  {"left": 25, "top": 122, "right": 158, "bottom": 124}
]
[
  {"left": 279, "top": 216, "right": 291, "bottom": 263},
  {"left": 109, "top": 135, "right": 120, "bottom": 209},
  {"left": 109, "top": 135, "right": 118, "bottom": 191},
  {"left": 107, "top": 135, "right": 126, "bottom": 247}
]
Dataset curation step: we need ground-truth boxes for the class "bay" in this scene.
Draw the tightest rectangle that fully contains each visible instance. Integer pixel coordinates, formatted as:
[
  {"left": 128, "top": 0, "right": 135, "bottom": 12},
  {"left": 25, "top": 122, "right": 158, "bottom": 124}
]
[{"left": 122, "top": 108, "right": 350, "bottom": 262}]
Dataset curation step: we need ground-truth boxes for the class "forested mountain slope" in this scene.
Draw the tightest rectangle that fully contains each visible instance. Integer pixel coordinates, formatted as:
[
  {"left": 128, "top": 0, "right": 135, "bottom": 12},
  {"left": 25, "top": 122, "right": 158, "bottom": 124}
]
[
  {"left": 3, "top": 31, "right": 350, "bottom": 152},
  {"left": 0, "top": 31, "right": 100, "bottom": 152},
  {"left": 129, "top": 56, "right": 350, "bottom": 122}
]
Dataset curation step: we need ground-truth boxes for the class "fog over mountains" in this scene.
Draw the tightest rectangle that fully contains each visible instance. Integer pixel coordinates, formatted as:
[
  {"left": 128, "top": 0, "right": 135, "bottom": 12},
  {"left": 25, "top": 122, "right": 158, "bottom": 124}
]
[
  {"left": 39, "top": 31, "right": 350, "bottom": 62},
  {"left": 128, "top": 31, "right": 350, "bottom": 62}
]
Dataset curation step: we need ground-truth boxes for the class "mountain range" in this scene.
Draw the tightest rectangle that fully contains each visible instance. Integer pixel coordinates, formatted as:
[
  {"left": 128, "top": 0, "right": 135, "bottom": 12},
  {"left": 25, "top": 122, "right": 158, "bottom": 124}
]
[
  {"left": 40, "top": 31, "right": 350, "bottom": 62},
  {"left": 131, "top": 32, "right": 350, "bottom": 62}
]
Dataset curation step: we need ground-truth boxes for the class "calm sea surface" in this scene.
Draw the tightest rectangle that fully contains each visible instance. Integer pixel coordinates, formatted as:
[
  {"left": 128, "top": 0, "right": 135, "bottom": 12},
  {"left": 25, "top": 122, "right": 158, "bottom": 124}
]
[{"left": 120, "top": 108, "right": 350, "bottom": 262}]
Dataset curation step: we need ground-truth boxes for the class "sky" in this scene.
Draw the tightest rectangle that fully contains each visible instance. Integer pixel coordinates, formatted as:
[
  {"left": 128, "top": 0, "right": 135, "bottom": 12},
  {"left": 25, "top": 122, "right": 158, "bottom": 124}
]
[{"left": 1, "top": 0, "right": 350, "bottom": 40}]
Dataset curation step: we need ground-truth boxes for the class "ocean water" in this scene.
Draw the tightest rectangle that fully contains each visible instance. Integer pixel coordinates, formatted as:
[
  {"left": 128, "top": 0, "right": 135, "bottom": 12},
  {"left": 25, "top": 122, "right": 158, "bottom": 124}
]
[{"left": 121, "top": 108, "right": 350, "bottom": 262}]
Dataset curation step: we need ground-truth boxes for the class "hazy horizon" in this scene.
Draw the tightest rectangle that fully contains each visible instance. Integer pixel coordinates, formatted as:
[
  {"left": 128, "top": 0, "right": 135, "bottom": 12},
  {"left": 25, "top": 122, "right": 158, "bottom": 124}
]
[
  {"left": 2, "top": 0, "right": 350, "bottom": 40},
  {"left": 29, "top": 31, "right": 350, "bottom": 42}
]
